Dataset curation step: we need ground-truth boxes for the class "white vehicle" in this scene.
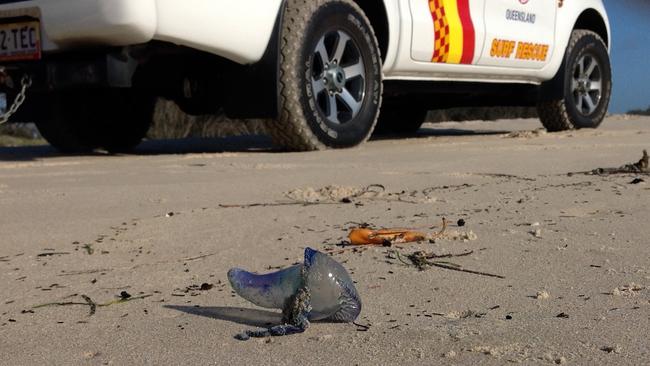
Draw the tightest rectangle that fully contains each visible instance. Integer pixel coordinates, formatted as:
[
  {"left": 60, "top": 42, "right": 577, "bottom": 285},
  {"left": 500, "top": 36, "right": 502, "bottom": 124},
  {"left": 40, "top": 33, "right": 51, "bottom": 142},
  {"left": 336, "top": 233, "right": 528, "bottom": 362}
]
[{"left": 0, "top": 0, "right": 611, "bottom": 152}]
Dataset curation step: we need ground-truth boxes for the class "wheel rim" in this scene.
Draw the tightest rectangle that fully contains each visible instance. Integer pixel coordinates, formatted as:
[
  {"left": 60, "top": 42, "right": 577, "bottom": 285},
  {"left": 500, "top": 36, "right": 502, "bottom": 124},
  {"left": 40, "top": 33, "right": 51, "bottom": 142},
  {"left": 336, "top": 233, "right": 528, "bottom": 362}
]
[
  {"left": 310, "top": 30, "right": 366, "bottom": 125},
  {"left": 571, "top": 53, "right": 603, "bottom": 116}
]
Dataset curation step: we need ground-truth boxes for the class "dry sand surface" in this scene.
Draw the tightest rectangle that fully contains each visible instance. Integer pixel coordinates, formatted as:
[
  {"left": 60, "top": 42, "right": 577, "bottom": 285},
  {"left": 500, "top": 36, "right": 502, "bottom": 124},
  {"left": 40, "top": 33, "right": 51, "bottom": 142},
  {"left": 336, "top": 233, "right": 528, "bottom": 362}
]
[{"left": 0, "top": 116, "right": 649, "bottom": 365}]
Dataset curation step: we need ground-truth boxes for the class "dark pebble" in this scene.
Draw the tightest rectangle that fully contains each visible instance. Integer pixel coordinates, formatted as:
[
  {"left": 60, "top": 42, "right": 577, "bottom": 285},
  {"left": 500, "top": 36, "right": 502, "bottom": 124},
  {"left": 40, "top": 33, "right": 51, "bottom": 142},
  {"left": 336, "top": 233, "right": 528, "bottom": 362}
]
[
  {"left": 200, "top": 283, "right": 214, "bottom": 291},
  {"left": 235, "top": 333, "right": 250, "bottom": 341}
]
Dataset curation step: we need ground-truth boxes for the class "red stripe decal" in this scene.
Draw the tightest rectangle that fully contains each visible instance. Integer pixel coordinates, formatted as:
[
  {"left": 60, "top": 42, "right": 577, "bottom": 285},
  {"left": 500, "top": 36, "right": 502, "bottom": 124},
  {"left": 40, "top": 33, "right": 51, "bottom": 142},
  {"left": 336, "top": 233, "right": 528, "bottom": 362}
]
[{"left": 457, "top": 0, "right": 475, "bottom": 64}]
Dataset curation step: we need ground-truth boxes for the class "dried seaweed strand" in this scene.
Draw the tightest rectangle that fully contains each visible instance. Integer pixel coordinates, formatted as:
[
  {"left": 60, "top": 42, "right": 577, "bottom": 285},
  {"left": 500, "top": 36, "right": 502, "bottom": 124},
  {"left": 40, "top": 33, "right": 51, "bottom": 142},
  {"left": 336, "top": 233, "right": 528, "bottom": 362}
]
[
  {"left": 426, "top": 250, "right": 474, "bottom": 259},
  {"left": 428, "top": 262, "right": 505, "bottom": 279},
  {"left": 393, "top": 250, "right": 505, "bottom": 279},
  {"left": 222, "top": 185, "right": 386, "bottom": 208},
  {"left": 219, "top": 202, "right": 340, "bottom": 209},
  {"left": 222, "top": 184, "right": 460, "bottom": 208},
  {"left": 81, "top": 295, "right": 97, "bottom": 316},
  {"left": 129, "top": 253, "right": 218, "bottom": 270},
  {"left": 33, "top": 301, "right": 89, "bottom": 309}
]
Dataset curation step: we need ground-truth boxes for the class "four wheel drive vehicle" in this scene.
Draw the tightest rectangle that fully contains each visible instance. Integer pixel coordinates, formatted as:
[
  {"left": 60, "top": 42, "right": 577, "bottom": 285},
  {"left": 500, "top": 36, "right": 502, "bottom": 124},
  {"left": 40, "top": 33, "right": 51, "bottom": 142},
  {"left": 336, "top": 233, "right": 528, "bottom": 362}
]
[{"left": 0, "top": 0, "right": 612, "bottom": 152}]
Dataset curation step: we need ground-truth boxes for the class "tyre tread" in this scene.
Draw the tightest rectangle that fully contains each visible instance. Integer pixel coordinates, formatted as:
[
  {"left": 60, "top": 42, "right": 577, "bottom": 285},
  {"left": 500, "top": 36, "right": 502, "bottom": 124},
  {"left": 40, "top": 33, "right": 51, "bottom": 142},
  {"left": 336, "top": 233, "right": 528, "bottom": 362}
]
[
  {"left": 270, "top": 0, "right": 381, "bottom": 151},
  {"left": 537, "top": 30, "right": 609, "bottom": 132}
]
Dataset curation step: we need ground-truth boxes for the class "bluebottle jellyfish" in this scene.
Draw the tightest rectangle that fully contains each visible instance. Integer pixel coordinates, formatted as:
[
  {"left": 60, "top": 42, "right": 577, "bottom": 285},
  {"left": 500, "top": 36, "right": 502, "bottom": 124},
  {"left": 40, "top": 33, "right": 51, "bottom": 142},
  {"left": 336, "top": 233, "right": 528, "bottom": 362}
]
[{"left": 228, "top": 247, "right": 361, "bottom": 340}]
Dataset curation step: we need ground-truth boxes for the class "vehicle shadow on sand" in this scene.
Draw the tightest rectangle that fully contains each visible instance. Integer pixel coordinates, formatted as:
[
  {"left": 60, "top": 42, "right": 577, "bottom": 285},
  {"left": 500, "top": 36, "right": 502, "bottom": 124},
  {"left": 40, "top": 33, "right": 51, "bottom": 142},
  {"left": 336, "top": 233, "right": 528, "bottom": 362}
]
[
  {"left": 0, "top": 135, "right": 276, "bottom": 162},
  {"left": 164, "top": 305, "right": 283, "bottom": 328},
  {"left": 371, "top": 126, "right": 511, "bottom": 140},
  {"left": 0, "top": 126, "right": 511, "bottom": 161}
]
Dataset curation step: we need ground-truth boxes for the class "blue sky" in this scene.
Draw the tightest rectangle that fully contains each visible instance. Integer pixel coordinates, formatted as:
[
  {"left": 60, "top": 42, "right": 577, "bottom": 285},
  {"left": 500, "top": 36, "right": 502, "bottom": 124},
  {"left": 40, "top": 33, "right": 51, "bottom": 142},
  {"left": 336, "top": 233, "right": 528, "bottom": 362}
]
[{"left": 604, "top": 0, "right": 650, "bottom": 113}]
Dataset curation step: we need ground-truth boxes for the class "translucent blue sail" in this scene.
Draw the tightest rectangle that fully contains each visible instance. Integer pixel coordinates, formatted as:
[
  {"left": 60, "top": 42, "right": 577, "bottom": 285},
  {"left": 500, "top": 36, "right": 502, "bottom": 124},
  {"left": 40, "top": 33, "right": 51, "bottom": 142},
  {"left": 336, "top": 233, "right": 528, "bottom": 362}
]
[{"left": 228, "top": 248, "right": 362, "bottom": 339}]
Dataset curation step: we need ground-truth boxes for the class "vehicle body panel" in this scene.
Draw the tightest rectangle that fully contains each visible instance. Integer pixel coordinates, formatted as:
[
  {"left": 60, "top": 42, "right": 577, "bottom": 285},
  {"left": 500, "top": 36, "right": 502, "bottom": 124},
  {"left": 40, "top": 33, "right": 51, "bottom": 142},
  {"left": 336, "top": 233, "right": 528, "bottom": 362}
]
[
  {"left": 478, "top": 0, "right": 557, "bottom": 70},
  {"left": 387, "top": 0, "right": 609, "bottom": 83},
  {"left": 0, "top": 0, "right": 610, "bottom": 83},
  {"left": 154, "top": 0, "right": 283, "bottom": 64}
]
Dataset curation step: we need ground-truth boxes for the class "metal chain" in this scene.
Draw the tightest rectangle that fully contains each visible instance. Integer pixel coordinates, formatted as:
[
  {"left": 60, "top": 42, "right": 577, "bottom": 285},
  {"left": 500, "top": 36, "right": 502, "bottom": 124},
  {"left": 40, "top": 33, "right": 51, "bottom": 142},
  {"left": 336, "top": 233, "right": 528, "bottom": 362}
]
[{"left": 0, "top": 74, "right": 33, "bottom": 125}]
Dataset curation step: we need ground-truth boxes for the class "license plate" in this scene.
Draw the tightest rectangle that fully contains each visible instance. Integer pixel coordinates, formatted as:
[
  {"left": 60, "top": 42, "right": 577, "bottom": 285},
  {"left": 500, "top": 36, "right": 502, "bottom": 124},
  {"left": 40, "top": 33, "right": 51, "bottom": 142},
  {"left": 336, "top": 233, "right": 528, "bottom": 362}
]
[{"left": 0, "top": 20, "right": 41, "bottom": 62}]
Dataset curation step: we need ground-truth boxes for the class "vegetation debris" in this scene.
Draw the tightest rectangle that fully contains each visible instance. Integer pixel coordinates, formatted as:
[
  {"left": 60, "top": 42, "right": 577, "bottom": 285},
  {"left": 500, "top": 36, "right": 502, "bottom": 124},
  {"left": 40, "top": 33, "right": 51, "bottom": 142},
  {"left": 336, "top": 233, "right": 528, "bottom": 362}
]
[
  {"left": 601, "top": 345, "right": 622, "bottom": 354},
  {"left": 392, "top": 250, "right": 505, "bottom": 279},
  {"left": 82, "top": 244, "right": 94, "bottom": 255},
  {"left": 587, "top": 150, "right": 649, "bottom": 175}
]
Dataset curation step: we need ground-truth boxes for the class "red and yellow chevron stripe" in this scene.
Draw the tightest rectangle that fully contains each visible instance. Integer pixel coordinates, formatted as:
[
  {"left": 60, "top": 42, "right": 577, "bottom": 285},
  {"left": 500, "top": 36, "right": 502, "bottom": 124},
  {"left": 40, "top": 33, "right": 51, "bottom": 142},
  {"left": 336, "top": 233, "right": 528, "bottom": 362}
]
[{"left": 429, "top": 0, "right": 475, "bottom": 64}]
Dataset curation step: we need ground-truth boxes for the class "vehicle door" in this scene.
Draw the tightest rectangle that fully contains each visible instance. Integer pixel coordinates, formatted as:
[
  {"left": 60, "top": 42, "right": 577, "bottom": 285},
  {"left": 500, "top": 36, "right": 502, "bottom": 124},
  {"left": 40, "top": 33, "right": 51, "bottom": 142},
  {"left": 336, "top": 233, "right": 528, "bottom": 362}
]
[
  {"left": 409, "top": 0, "right": 486, "bottom": 66},
  {"left": 477, "top": 0, "right": 557, "bottom": 69}
]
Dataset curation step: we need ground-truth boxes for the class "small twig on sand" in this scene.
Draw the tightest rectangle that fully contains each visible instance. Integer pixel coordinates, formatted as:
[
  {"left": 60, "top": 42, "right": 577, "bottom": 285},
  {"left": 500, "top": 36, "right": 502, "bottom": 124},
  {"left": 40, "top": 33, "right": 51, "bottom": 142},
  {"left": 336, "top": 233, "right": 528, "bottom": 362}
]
[
  {"left": 58, "top": 269, "right": 113, "bottom": 277},
  {"left": 33, "top": 294, "right": 152, "bottom": 316},
  {"left": 352, "top": 321, "right": 371, "bottom": 331},
  {"left": 81, "top": 295, "right": 97, "bottom": 315},
  {"left": 427, "top": 218, "right": 448, "bottom": 241},
  {"left": 97, "top": 294, "right": 153, "bottom": 307},
  {"left": 180, "top": 253, "right": 218, "bottom": 262},
  {"left": 37, "top": 252, "right": 70, "bottom": 257},
  {"left": 476, "top": 173, "right": 537, "bottom": 182},
  {"left": 325, "top": 245, "right": 371, "bottom": 256}
]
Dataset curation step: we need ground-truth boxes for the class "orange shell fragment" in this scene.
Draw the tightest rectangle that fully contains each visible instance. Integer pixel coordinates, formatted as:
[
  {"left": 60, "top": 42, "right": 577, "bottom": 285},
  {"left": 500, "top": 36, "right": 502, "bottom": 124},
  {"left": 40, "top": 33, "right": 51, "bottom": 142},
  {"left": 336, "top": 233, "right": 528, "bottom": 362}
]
[{"left": 348, "top": 228, "right": 427, "bottom": 246}]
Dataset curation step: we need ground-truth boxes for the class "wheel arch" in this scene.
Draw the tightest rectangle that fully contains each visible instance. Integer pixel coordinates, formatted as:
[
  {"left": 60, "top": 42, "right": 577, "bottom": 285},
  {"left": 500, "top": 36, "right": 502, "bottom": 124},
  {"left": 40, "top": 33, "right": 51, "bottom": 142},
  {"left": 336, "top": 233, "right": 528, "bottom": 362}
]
[
  {"left": 351, "top": 0, "right": 390, "bottom": 62},
  {"left": 217, "top": 0, "right": 391, "bottom": 119},
  {"left": 573, "top": 8, "right": 610, "bottom": 49}
]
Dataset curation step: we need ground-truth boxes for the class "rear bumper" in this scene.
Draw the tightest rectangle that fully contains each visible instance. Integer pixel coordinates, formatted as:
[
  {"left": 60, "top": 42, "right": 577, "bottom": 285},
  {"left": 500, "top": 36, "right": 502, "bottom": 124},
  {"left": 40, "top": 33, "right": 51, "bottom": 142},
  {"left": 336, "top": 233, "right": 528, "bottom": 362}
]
[
  {"left": 0, "top": 0, "right": 283, "bottom": 65},
  {"left": 0, "top": 0, "right": 156, "bottom": 51}
]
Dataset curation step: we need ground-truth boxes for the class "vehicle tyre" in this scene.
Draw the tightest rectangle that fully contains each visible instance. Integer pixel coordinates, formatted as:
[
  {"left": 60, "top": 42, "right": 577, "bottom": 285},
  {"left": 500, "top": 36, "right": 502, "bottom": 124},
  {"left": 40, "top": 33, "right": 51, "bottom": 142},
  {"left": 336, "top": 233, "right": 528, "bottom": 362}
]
[
  {"left": 374, "top": 103, "right": 428, "bottom": 135},
  {"left": 537, "top": 30, "right": 612, "bottom": 132},
  {"left": 270, "top": 0, "right": 383, "bottom": 151},
  {"left": 36, "top": 89, "right": 155, "bottom": 153}
]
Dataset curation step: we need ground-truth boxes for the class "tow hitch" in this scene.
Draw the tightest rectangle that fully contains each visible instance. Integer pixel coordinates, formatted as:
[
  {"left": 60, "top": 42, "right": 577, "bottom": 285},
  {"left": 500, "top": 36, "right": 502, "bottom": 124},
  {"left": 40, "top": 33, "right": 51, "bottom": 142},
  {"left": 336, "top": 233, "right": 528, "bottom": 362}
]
[{"left": 0, "top": 67, "right": 32, "bottom": 125}]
